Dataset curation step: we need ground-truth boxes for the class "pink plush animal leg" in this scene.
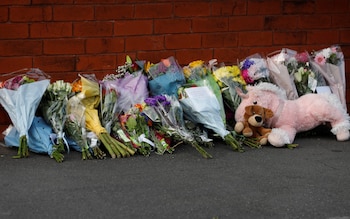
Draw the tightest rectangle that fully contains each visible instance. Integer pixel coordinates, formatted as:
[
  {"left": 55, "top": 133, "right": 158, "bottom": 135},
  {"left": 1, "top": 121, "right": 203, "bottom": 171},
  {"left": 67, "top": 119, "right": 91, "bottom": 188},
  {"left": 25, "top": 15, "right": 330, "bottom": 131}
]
[{"left": 268, "top": 125, "right": 297, "bottom": 147}]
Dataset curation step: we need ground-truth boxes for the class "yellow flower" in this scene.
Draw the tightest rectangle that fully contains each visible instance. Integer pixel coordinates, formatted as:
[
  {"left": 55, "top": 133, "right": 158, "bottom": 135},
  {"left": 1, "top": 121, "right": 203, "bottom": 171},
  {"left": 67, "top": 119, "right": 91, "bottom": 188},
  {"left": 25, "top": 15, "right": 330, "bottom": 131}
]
[
  {"left": 188, "top": 60, "right": 204, "bottom": 68},
  {"left": 183, "top": 66, "right": 192, "bottom": 79},
  {"left": 144, "top": 61, "right": 152, "bottom": 73}
]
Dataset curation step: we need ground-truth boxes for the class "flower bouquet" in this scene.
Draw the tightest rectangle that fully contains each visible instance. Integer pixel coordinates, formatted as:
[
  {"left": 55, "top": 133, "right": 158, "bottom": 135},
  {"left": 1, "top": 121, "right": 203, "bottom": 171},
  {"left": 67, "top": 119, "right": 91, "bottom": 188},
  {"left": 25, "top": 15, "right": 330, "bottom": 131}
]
[
  {"left": 142, "top": 94, "right": 212, "bottom": 158},
  {"left": 3, "top": 116, "right": 60, "bottom": 159},
  {"left": 179, "top": 85, "right": 243, "bottom": 152},
  {"left": 182, "top": 60, "right": 226, "bottom": 124},
  {"left": 39, "top": 80, "right": 73, "bottom": 162},
  {"left": 285, "top": 51, "right": 323, "bottom": 96},
  {"left": 239, "top": 54, "right": 270, "bottom": 85},
  {"left": 0, "top": 68, "right": 50, "bottom": 158},
  {"left": 114, "top": 70, "right": 149, "bottom": 114},
  {"left": 310, "top": 45, "right": 347, "bottom": 110},
  {"left": 266, "top": 48, "right": 299, "bottom": 100},
  {"left": 147, "top": 56, "right": 186, "bottom": 97},
  {"left": 212, "top": 64, "right": 246, "bottom": 114},
  {"left": 77, "top": 74, "right": 135, "bottom": 159},
  {"left": 117, "top": 104, "right": 154, "bottom": 156},
  {"left": 65, "top": 94, "right": 95, "bottom": 160},
  {"left": 99, "top": 74, "right": 119, "bottom": 134}
]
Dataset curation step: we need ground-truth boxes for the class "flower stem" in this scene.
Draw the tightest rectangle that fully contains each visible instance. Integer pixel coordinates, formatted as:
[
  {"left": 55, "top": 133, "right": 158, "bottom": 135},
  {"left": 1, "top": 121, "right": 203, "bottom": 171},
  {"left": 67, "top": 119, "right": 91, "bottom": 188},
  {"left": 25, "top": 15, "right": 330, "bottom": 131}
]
[
  {"left": 189, "top": 141, "right": 213, "bottom": 159},
  {"left": 224, "top": 134, "right": 244, "bottom": 152},
  {"left": 13, "top": 135, "right": 29, "bottom": 159}
]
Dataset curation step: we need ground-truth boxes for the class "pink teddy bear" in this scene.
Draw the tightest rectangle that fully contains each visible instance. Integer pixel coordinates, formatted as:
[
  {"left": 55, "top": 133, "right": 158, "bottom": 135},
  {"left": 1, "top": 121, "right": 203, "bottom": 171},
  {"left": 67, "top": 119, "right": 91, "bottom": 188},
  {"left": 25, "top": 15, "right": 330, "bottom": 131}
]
[{"left": 235, "top": 82, "right": 350, "bottom": 147}]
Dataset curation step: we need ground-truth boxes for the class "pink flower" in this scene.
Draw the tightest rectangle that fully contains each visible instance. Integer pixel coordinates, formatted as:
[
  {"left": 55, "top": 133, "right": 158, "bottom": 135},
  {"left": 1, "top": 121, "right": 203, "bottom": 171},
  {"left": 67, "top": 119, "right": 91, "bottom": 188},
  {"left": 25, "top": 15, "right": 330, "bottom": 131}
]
[
  {"left": 314, "top": 53, "right": 326, "bottom": 65},
  {"left": 295, "top": 52, "right": 309, "bottom": 63},
  {"left": 242, "top": 69, "right": 254, "bottom": 84},
  {"left": 330, "top": 46, "right": 337, "bottom": 53}
]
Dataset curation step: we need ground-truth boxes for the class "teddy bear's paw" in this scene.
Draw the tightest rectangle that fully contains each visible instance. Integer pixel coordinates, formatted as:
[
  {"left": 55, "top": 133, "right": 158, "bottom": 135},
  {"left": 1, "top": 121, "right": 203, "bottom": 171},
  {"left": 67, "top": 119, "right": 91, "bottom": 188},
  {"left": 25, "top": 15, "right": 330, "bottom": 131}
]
[
  {"left": 268, "top": 128, "right": 291, "bottom": 147},
  {"left": 259, "top": 138, "right": 268, "bottom": 145},
  {"left": 234, "top": 122, "right": 244, "bottom": 133},
  {"left": 336, "top": 130, "right": 350, "bottom": 141}
]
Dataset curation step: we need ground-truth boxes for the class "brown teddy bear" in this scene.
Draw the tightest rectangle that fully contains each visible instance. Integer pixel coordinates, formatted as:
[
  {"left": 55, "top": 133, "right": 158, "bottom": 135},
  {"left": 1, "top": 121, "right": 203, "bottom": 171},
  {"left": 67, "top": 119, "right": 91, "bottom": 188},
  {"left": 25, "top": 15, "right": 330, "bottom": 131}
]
[{"left": 234, "top": 104, "right": 274, "bottom": 145}]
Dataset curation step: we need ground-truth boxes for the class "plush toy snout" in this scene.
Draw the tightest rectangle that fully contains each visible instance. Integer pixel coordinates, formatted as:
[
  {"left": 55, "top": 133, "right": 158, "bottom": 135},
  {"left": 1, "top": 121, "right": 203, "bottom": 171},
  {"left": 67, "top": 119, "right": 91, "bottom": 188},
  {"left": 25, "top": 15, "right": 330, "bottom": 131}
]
[
  {"left": 248, "top": 115, "right": 263, "bottom": 127},
  {"left": 244, "top": 105, "right": 274, "bottom": 127}
]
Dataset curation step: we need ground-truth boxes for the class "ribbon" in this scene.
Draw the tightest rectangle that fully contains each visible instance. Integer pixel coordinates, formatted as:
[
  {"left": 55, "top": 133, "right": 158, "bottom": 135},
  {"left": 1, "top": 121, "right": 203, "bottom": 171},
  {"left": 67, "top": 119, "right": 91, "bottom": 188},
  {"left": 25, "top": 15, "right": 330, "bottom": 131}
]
[
  {"left": 138, "top": 134, "right": 155, "bottom": 149},
  {"left": 49, "top": 132, "right": 70, "bottom": 153}
]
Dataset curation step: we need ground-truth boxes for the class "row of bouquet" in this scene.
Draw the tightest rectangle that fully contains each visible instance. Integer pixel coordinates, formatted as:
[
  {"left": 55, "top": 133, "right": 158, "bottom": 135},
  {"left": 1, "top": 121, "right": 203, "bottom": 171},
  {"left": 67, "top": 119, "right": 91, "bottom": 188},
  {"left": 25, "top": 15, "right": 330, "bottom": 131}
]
[{"left": 0, "top": 45, "right": 346, "bottom": 162}]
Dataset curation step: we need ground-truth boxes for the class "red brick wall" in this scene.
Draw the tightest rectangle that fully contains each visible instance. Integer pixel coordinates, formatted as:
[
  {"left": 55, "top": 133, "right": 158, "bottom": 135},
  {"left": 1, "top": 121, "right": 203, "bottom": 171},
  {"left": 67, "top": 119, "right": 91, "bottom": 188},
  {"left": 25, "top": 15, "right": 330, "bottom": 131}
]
[{"left": 1, "top": 0, "right": 350, "bottom": 126}]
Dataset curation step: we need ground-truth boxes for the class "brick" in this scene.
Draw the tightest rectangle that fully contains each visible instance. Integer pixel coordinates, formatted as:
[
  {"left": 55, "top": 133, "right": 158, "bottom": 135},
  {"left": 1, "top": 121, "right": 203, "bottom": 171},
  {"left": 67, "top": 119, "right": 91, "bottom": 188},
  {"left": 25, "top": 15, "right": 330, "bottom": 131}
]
[
  {"left": 74, "top": 0, "right": 115, "bottom": 4},
  {"left": 307, "top": 30, "right": 340, "bottom": 45},
  {"left": 134, "top": 3, "right": 172, "bottom": 18},
  {"left": 238, "top": 31, "right": 272, "bottom": 47},
  {"left": 0, "top": 40, "right": 42, "bottom": 56},
  {"left": 174, "top": 2, "right": 211, "bottom": 17},
  {"left": 53, "top": 6, "right": 94, "bottom": 21},
  {"left": 46, "top": 71, "right": 80, "bottom": 82},
  {"left": 0, "top": 0, "right": 30, "bottom": 5},
  {"left": 264, "top": 16, "right": 299, "bottom": 30},
  {"left": 154, "top": 18, "right": 191, "bottom": 34},
  {"left": 86, "top": 38, "right": 124, "bottom": 54},
  {"left": 0, "top": 7, "right": 8, "bottom": 22},
  {"left": 125, "top": 36, "right": 164, "bottom": 52},
  {"left": 298, "top": 15, "right": 332, "bottom": 29},
  {"left": 95, "top": 5, "right": 133, "bottom": 20},
  {"left": 247, "top": 0, "right": 281, "bottom": 15},
  {"left": 30, "top": 22, "right": 72, "bottom": 38},
  {"left": 229, "top": 16, "right": 264, "bottom": 31},
  {"left": 74, "top": 22, "right": 113, "bottom": 37},
  {"left": 246, "top": 46, "right": 283, "bottom": 58},
  {"left": 333, "top": 14, "right": 350, "bottom": 28},
  {"left": 211, "top": 1, "right": 246, "bottom": 16},
  {"left": 192, "top": 17, "right": 229, "bottom": 32},
  {"left": 165, "top": 34, "right": 201, "bottom": 49},
  {"left": 282, "top": 1, "right": 315, "bottom": 14},
  {"left": 10, "top": 6, "right": 52, "bottom": 22},
  {"left": 44, "top": 39, "right": 85, "bottom": 55},
  {"left": 213, "top": 48, "right": 241, "bottom": 65},
  {"left": 273, "top": 31, "right": 307, "bottom": 45},
  {"left": 175, "top": 49, "right": 213, "bottom": 66},
  {"left": 315, "top": 0, "right": 349, "bottom": 13},
  {"left": 76, "top": 55, "right": 116, "bottom": 71},
  {"left": 201, "top": 33, "right": 238, "bottom": 48},
  {"left": 114, "top": 20, "right": 153, "bottom": 36},
  {"left": 340, "top": 30, "right": 350, "bottom": 43},
  {"left": 0, "top": 23, "right": 29, "bottom": 39},
  {"left": 0, "top": 57, "right": 33, "bottom": 74},
  {"left": 33, "top": 56, "right": 75, "bottom": 72},
  {"left": 32, "top": 0, "right": 73, "bottom": 4}
]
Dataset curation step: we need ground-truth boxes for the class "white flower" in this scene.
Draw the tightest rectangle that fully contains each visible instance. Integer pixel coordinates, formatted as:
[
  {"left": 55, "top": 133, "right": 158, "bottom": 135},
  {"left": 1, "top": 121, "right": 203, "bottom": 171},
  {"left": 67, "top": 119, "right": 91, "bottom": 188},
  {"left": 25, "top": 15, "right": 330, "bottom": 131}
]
[
  {"left": 294, "top": 69, "right": 302, "bottom": 82},
  {"left": 321, "top": 48, "right": 332, "bottom": 59}
]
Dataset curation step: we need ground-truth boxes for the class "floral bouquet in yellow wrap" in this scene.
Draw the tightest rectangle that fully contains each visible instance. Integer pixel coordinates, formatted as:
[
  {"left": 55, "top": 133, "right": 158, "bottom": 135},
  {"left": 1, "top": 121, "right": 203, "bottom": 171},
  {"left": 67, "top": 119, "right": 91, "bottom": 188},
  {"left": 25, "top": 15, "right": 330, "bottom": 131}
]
[{"left": 75, "top": 74, "right": 135, "bottom": 159}]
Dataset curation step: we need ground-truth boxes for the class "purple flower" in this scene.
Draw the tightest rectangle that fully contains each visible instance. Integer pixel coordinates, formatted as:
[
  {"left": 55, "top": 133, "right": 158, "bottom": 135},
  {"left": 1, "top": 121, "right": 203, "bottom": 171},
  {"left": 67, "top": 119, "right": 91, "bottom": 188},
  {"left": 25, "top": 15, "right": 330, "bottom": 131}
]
[
  {"left": 241, "top": 59, "right": 254, "bottom": 70},
  {"left": 162, "top": 100, "right": 171, "bottom": 106},
  {"left": 154, "top": 95, "right": 167, "bottom": 103},
  {"left": 144, "top": 97, "right": 157, "bottom": 106}
]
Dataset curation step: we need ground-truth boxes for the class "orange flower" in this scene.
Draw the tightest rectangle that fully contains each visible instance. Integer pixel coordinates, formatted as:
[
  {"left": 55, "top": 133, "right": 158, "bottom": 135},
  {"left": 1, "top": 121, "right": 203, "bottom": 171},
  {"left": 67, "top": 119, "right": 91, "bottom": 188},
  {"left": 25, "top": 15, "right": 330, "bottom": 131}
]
[
  {"left": 134, "top": 103, "right": 144, "bottom": 112},
  {"left": 71, "top": 79, "right": 82, "bottom": 93}
]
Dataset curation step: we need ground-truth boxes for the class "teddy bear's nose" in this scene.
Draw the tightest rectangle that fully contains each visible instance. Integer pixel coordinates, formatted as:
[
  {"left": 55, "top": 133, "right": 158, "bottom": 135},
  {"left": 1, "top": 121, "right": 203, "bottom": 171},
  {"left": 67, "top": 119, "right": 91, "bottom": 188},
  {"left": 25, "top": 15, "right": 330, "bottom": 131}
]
[{"left": 255, "top": 116, "right": 262, "bottom": 123}]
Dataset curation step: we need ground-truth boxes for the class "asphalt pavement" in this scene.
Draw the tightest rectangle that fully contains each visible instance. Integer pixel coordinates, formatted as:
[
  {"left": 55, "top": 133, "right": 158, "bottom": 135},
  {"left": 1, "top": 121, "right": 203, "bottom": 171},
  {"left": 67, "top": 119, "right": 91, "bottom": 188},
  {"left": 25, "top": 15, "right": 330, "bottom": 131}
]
[{"left": 1, "top": 129, "right": 350, "bottom": 219}]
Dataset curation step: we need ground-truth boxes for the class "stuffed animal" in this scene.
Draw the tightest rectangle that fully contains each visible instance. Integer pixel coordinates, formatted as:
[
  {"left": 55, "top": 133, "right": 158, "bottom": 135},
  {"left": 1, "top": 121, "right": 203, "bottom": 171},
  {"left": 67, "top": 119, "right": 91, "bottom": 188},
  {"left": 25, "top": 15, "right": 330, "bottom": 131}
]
[
  {"left": 235, "top": 82, "right": 350, "bottom": 147},
  {"left": 234, "top": 104, "right": 274, "bottom": 145}
]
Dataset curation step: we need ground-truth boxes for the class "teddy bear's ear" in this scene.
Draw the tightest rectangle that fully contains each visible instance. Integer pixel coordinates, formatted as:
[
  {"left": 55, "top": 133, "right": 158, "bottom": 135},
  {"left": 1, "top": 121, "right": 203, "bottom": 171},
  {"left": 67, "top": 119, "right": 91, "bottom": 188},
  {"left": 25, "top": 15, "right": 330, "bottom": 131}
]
[
  {"left": 245, "top": 105, "right": 253, "bottom": 115},
  {"left": 264, "top": 108, "right": 274, "bottom": 119}
]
